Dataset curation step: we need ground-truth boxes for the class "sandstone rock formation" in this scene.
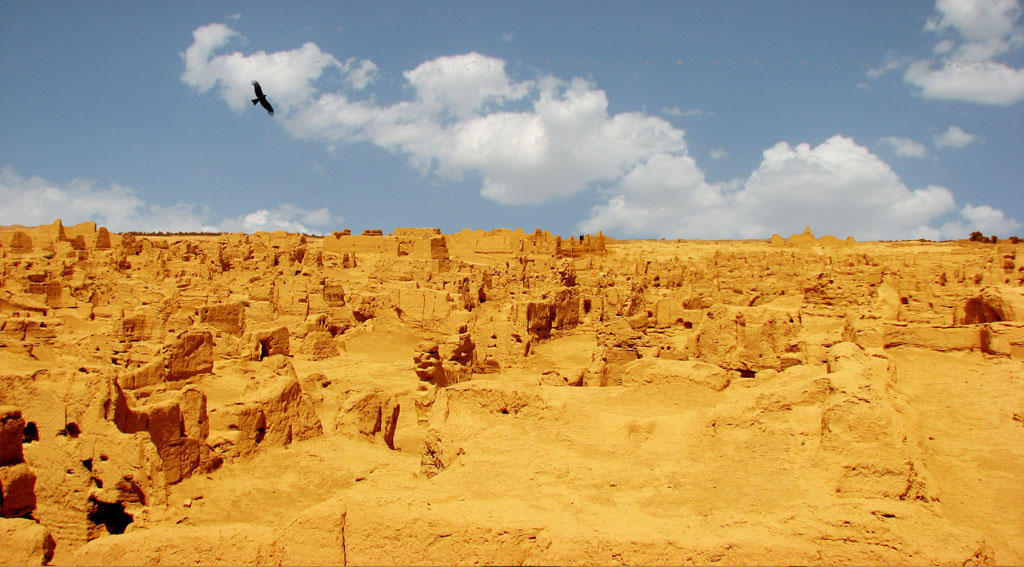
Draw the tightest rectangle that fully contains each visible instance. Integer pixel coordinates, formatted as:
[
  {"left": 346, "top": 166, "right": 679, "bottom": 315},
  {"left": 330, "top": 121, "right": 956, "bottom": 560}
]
[
  {"left": 0, "top": 221, "right": 1022, "bottom": 565},
  {"left": 0, "top": 407, "right": 55, "bottom": 565},
  {"left": 413, "top": 331, "right": 475, "bottom": 387}
]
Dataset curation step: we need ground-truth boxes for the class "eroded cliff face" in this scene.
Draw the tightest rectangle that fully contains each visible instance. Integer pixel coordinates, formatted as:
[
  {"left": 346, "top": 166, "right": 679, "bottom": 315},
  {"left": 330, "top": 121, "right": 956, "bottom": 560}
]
[{"left": 0, "top": 220, "right": 1022, "bottom": 565}]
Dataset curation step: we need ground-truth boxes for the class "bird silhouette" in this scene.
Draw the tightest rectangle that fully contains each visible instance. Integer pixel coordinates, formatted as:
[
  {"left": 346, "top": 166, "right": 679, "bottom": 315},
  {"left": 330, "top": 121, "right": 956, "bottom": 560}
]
[{"left": 251, "top": 81, "right": 274, "bottom": 116}]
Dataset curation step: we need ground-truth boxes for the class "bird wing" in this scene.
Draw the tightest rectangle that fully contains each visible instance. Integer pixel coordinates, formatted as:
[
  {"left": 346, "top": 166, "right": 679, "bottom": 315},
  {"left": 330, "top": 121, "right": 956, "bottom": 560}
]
[
  {"left": 252, "top": 81, "right": 264, "bottom": 98},
  {"left": 260, "top": 99, "right": 274, "bottom": 116}
]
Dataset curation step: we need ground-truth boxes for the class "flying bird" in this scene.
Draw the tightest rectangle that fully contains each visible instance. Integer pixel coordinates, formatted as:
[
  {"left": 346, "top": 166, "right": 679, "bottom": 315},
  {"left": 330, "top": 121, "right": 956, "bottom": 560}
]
[{"left": 251, "top": 81, "right": 274, "bottom": 116}]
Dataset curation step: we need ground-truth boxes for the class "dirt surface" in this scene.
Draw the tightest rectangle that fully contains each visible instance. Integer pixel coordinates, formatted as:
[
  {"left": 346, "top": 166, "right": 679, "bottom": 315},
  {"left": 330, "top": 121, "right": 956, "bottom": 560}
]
[{"left": 1, "top": 220, "right": 1022, "bottom": 565}]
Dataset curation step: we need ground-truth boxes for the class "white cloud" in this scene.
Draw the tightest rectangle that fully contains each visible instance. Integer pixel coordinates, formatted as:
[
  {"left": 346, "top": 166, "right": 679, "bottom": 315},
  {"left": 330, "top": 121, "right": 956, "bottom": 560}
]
[
  {"left": 904, "top": 0, "right": 1024, "bottom": 105},
  {"left": 578, "top": 135, "right": 1020, "bottom": 240},
  {"left": 878, "top": 136, "right": 929, "bottom": 158},
  {"left": 938, "top": 203, "right": 1022, "bottom": 237},
  {"left": 183, "top": 24, "right": 704, "bottom": 207},
  {"left": 578, "top": 153, "right": 739, "bottom": 239},
  {"left": 959, "top": 203, "right": 1021, "bottom": 233},
  {"left": 286, "top": 66, "right": 687, "bottom": 205},
  {"left": 933, "top": 38, "right": 956, "bottom": 53},
  {"left": 662, "top": 106, "right": 706, "bottom": 118},
  {"left": 0, "top": 167, "right": 208, "bottom": 232},
  {"left": 180, "top": 24, "right": 1019, "bottom": 241},
  {"left": 934, "top": 125, "right": 980, "bottom": 147},
  {"left": 343, "top": 58, "right": 378, "bottom": 90},
  {"left": 709, "top": 148, "right": 729, "bottom": 159},
  {"left": 0, "top": 167, "right": 341, "bottom": 234},
  {"left": 904, "top": 59, "right": 1024, "bottom": 105},
  {"left": 867, "top": 53, "right": 913, "bottom": 78},
  {"left": 215, "top": 204, "right": 338, "bottom": 233},
  {"left": 180, "top": 22, "right": 346, "bottom": 116},
  {"left": 400, "top": 53, "right": 533, "bottom": 120},
  {"left": 925, "top": 0, "right": 1023, "bottom": 45},
  {"left": 734, "top": 136, "right": 956, "bottom": 239}
]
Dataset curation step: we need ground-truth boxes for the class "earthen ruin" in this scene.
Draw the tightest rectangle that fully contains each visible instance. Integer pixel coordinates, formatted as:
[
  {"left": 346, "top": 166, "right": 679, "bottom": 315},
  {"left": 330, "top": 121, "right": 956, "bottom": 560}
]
[{"left": 1, "top": 219, "right": 1022, "bottom": 565}]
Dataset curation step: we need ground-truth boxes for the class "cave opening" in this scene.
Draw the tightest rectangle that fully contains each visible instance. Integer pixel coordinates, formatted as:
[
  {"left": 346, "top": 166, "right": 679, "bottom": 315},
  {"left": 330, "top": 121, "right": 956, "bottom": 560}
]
[
  {"left": 23, "top": 421, "right": 39, "bottom": 443},
  {"left": 87, "top": 498, "right": 133, "bottom": 535},
  {"left": 963, "top": 297, "right": 1003, "bottom": 324}
]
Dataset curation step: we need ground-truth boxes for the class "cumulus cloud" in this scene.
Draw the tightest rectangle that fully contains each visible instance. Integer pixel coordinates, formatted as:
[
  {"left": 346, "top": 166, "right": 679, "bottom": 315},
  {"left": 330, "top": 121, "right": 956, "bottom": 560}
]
[
  {"left": 903, "top": 0, "right": 1024, "bottom": 105},
  {"left": 343, "top": 57, "right": 378, "bottom": 90},
  {"left": 905, "top": 59, "right": 1024, "bottom": 105},
  {"left": 214, "top": 204, "right": 338, "bottom": 233},
  {"left": 578, "top": 153, "right": 738, "bottom": 239},
  {"left": 180, "top": 23, "right": 347, "bottom": 116},
  {"left": 934, "top": 125, "right": 979, "bottom": 147},
  {"left": 878, "top": 136, "right": 929, "bottom": 157},
  {"left": 399, "top": 53, "right": 533, "bottom": 120},
  {"left": 183, "top": 24, "right": 693, "bottom": 206},
  {"left": 0, "top": 167, "right": 340, "bottom": 234},
  {"left": 181, "top": 23, "right": 1018, "bottom": 241},
  {"left": 709, "top": 148, "right": 729, "bottom": 159},
  {"left": 287, "top": 64, "right": 686, "bottom": 205},
  {"left": 960, "top": 202, "right": 1019, "bottom": 229},
  {"left": 936, "top": 203, "right": 1022, "bottom": 238},
  {"left": 579, "top": 135, "right": 1018, "bottom": 240},
  {"left": 733, "top": 136, "right": 956, "bottom": 239},
  {"left": 924, "top": 0, "right": 1024, "bottom": 50}
]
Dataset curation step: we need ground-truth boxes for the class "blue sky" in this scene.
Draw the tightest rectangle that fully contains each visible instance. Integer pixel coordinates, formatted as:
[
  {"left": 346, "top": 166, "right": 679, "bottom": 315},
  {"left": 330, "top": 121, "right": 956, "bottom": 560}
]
[{"left": 2, "top": 0, "right": 1023, "bottom": 239}]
